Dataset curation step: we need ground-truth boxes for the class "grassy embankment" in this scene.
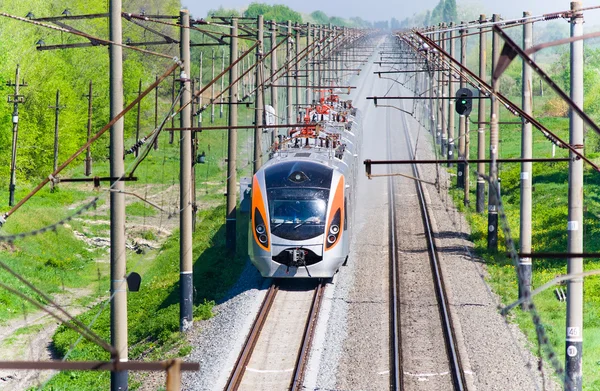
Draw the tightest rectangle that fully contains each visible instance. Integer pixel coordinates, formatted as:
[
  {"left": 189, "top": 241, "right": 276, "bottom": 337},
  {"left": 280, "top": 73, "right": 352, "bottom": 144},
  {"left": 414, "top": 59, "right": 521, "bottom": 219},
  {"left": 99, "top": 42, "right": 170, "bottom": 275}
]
[
  {"left": 0, "top": 102, "right": 256, "bottom": 390},
  {"left": 446, "top": 94, "right": 600, "bottom": 388}
]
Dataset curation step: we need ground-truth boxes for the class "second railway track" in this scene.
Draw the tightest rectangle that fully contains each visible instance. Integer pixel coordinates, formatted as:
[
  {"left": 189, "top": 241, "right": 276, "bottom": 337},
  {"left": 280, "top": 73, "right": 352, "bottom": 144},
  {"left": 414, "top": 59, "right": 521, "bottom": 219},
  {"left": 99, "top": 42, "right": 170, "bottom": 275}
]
[
  {"left": 387, "top": 70, "right": 467, "bottom": 390},
  {"left": 225, "top": 280, "right": 326, "bottom": 391}
]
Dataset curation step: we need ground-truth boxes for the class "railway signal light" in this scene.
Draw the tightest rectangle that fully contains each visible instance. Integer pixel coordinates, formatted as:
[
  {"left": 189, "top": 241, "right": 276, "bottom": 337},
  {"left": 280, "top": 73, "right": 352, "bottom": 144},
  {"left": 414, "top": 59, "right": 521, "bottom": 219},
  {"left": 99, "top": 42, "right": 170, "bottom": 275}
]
[{"left": 455, "top": 88, "right": 473, "bottom": 116}]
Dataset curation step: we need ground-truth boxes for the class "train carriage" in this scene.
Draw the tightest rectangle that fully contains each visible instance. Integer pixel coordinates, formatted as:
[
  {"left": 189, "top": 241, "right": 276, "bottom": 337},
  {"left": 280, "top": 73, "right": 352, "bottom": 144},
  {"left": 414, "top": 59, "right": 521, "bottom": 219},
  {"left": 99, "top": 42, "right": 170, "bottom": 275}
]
[{"left": 249, "top": 96, "right": 361, "bottom": 278}]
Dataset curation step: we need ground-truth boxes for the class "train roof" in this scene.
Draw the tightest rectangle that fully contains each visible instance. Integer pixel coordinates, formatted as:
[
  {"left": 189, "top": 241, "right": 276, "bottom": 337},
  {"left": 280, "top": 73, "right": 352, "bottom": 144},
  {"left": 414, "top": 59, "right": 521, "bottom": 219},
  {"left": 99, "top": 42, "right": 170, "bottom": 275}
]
[{"left": 261, "top": 96, "right": 361, "bottom": 176}]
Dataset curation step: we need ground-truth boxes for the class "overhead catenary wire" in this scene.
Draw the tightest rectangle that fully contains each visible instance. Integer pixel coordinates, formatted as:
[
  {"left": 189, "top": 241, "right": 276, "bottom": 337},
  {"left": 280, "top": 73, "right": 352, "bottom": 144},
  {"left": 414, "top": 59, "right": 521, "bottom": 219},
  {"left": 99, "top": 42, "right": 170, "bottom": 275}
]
[
  {"left": 0, "top": 61, "right": 180, "bottom": 224},
  {"left": 0, "top": 12, "right": 176, "bottom": 60},
  {"left": 421, "top": 4, "right": 600, "bottom": 36}
]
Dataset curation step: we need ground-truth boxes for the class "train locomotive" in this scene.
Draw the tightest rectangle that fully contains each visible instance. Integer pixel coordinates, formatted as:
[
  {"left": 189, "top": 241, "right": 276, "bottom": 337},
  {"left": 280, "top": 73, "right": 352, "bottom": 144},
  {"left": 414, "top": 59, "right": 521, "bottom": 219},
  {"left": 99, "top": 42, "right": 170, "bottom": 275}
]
[{"left": 249, "top": 93, "right": 361, "bottom": 278}]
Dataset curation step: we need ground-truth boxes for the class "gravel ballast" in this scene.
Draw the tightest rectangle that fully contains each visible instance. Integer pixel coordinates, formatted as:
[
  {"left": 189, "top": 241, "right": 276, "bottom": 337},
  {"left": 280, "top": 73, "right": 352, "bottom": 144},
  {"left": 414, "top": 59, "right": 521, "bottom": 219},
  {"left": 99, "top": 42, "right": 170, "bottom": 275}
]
[{"left": 181, "top": 39, "right": 561, "bottom": 391}]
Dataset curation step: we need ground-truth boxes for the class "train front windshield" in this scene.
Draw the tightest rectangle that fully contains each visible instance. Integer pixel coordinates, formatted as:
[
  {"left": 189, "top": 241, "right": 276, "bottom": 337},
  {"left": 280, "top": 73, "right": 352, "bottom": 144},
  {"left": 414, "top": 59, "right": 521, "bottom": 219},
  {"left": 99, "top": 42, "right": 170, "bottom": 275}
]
[{"left": 268, "top": 188, "right": 329, "bottom": 241}]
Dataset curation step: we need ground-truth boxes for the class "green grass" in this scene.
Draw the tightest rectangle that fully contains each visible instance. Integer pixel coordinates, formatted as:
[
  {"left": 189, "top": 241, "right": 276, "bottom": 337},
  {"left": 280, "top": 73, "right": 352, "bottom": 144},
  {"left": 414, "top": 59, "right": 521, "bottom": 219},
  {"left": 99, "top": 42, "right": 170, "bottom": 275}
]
[
  {"left": 0, "top": 187, "right": 108, "bottom": 323},
  {"left": 40, "top": 204, "right": 249, "bottom": 390},
  {"left": 450, "top": 96, "right": 600, "bottom": 388},
  {"left": 125, "top": 201, "right": 158, "bottom": 217},
  {"left": 0, "top": 103, "right": 257, "bottom": 390}
]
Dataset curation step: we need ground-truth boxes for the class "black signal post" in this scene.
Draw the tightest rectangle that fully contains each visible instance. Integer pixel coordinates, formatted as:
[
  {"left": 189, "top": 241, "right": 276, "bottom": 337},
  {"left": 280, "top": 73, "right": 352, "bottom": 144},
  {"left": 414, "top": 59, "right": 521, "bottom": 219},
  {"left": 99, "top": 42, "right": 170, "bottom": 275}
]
[{"left": 455, "top": 88, "right": 472, "bottom": 188}]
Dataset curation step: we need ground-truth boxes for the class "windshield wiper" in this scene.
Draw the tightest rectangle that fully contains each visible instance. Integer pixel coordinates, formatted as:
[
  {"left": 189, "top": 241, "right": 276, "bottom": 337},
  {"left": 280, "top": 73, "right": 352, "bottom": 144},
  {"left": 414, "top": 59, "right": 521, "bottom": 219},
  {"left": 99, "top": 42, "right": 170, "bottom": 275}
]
[{"left": 293, "top": 221, "right": 306, "bottom": 229}]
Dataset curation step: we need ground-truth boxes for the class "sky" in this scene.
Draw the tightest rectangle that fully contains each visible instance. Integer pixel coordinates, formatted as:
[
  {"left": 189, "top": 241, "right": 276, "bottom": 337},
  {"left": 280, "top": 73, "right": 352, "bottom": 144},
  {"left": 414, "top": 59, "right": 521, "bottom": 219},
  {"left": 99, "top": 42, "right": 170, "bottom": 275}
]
[{"left": 181, "top": 0, "right": 600, "bottom": 26}]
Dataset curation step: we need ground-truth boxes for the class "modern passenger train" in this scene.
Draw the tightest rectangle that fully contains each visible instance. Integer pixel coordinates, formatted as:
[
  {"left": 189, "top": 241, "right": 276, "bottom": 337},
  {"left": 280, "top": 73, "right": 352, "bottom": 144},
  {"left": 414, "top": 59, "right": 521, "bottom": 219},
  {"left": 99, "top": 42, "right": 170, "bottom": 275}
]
[{"left": 248, "top": 93, "right": 361, "bottom": 278}]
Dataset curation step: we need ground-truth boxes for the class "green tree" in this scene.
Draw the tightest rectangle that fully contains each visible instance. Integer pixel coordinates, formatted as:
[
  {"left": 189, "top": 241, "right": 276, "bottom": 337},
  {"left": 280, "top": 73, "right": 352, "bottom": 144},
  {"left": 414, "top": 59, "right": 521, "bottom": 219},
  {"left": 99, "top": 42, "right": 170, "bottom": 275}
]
[
  {"left": 310, "top": 10, "right": 330, "bottom": 25},
  {"left": 430, "top": 0, "right": 445, "bottom": 25},
  {"left": 442, "top": 0, "right": 457, "bottom": 23},
  {"left": 244, "top": 3, "right": 302, "bottom": 23}
]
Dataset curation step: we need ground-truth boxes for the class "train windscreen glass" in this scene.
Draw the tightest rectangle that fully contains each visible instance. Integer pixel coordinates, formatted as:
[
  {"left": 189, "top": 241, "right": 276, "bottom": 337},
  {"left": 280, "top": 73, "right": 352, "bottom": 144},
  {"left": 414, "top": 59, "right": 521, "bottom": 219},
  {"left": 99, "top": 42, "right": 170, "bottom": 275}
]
[{"left": 268, "top": 188, "right": 329, "bottom": 241}]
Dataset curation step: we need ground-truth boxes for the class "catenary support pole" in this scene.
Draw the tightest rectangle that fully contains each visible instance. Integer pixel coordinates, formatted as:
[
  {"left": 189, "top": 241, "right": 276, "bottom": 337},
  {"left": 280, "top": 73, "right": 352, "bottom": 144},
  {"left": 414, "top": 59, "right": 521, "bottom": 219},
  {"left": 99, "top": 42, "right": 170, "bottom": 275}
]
[
  {"left": 441, "top": 27, "right": 448, "bottom": 157},
  {"left": 109, "top": 0, "right": 128, "bottom": 388},
  {"left": 254, "top": 15, "right": 264, "bottom": 173},
  {"left": 305, "top": 23, "right": 311, "bottom": 106},
  {"left": 85, "top": 80, "right": 93, "bottom": 176},
  {"left": 135, "top": 80, "right": 141, "bottom": 158},
  {"left": 169, "top": 72, "right": 175, "bottom": 145},
  {"left": 220, "top": 48, "right": 225, "bottom": 119},
  {"left": 457, "top": 25, "right": 467, "bottom": 189},
  {"left": 270, "top": 20, "right": 278, "bottom": 143},
  {"left": 464, "top": 115, "right": 470, "bottom": 206},
  {"left": 476, "top": 14, "right": 487, "bottom": 213},
  {"left": 191, "top": 77, "right": 198, "bottom": 232},
  {"left": 519, "top": 11, "right": 533, "bottom": 306},
  {"left": 50, "top": 90, "right": 62, "bottom": 172},
  {"left": 154, "top": 75, "right": 159, "bottom": 146},
  {"left": 428, "top": 50, "right": 435, "bottom": 136},
  {"left": 8, "top": 65, "right": 26, "bottom": 207},
  {"left": 295, "top": 22, "right": 300, "bottom": 114},
  {"left": 448, "top": 24, "right": 456, "bottom": 166},
  {"left": 436, "top": 26, "right": 443, "bottom": 146},
  {"left": 198, "top": 52, "right": 203, "bottom": 127},
  {"left": 318, "top": 27, "right": 323, "bottom": 103},
  {"left": 287, "top": 20, "right": 293, "bottom": 125},
  {"left": 226, "top": 19, "right": 238, "bottom": 251},
  {"left": 211, "top": 48, "right": 215, "bottom": 123},
  {"left": 566, "top": 2, "right": 584, "bottom": 389},
  {"left": 179, "top": 9, "right": 193, "bottom": 333},
  {"left": 487, "top": 14, "right": 501, "bottom": 252}
]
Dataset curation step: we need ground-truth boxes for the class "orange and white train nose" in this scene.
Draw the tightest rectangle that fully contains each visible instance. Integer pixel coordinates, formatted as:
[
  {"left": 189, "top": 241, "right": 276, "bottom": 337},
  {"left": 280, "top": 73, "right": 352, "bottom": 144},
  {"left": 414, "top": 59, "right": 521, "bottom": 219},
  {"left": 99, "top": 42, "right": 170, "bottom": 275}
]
[
  {"left": 251, "top": 175, "right": 270, "bottom": 252},
  {"left": 325, "top": 176, "right": 344, "bottom": 251}
]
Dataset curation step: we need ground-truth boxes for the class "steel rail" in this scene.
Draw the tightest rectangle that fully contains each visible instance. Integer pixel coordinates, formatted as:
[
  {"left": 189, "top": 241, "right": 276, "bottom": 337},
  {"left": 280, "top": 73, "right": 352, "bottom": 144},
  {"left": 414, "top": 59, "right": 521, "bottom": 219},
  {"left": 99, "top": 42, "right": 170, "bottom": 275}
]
[
  {"left": 399, "top": 87, "right": 466, "bottom": 390},
  {"left": 290, "top": 281, "right": 326, "bottom": 390},
  {"left": 387, "top": 101, "right": 403, "bottom": 390},
  {"left": 224, "top": 283, "right": 279, "bottom": 391}
]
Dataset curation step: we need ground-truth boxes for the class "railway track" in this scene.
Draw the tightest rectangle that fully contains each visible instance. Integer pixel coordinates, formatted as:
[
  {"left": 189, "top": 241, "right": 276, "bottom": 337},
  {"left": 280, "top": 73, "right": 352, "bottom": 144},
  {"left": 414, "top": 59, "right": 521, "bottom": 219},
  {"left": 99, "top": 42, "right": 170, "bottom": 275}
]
[
  {"left": 225, "top": 280, "right": 326, "bottom": 391},
  {"left": 387, "top": 73, "right": 467, "bottom": 390}
]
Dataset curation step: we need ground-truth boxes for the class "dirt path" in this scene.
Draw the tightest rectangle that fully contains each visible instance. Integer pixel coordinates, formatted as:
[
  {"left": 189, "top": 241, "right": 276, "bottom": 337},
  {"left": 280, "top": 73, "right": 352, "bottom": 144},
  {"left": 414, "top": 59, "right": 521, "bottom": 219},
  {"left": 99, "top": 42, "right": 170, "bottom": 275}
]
[{"left": 0, "top": 288, "right": 98, "bottom": 391}]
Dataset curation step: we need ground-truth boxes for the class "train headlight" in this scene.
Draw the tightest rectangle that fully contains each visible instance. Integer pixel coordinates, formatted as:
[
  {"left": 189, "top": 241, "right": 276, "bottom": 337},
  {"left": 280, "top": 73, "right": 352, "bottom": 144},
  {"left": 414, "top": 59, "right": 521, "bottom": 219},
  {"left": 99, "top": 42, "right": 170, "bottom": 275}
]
[
  {"left": 325, "top": 209, "right": 341, "bottom": 250},
  {"left": 256, "top": 224, "right": 266, "bottom": 235},
  {"left": 259, "top": 234, "right": 268, "bottom": 244}
]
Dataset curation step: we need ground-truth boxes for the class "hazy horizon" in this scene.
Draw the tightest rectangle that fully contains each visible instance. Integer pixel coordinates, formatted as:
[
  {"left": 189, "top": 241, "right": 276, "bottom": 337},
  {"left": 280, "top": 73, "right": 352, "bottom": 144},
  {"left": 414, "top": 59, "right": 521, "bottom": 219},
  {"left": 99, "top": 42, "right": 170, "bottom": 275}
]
[{"left": 181, "top": 0, "right": 600, "bottom": 26}]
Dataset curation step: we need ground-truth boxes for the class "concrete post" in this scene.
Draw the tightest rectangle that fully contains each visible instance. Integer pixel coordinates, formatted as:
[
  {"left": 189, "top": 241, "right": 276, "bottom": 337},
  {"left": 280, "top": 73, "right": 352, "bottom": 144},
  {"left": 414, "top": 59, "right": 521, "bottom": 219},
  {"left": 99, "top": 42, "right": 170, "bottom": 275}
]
[
  {"left": 441, "top": 27, "right": 448, "bottom": 157},
  {"left": 519, "top": 11, "right": 533, "bottom": 305},
  {"left": 295, "top": 22, "right": 300, "bottom": 115},
  {"left": 476, "top": 14, "right": 487, "bottom": 213},
  {"left": 306, "top": 23, "right": 312, "bottom": 106},
  {"left": 211, "top": 48, "right": 215, "bottom": 123},
  {"left": 448, "top": 24, "right": 456, "bottom": 166},
  {"left": 565, "top": 2, "right": 584, "bottom": 389},
  {"left": 85, "top": 80, "right": 93, "bottom": 176},
  {"left": 287, "top": 20, "right": 294, "bottom": 124},
  {"left": 109, "top": 0, "right": 127, "bottom": 388},
  {"left": 457, "top": 25, "right": 467, "bottom": 189},
  {"left": 179, "top": 9, "right": 193, "bottom": 332},
  {"left": 487, "top": 14, "right": 501, "bottom": 251},
  {"left": 254, "top": 15, "right": 264, "bottom": 173},
  {"left": 435, "top": 26, "right": 443, "bottom": 146},
  {"left": 226, "top": 19, "right": 238, "bottom": 252},
  {"left": 270, "top": 20, "right": 278, "bottom": 143},
  {"left": 51, "top": 90, "right": 61, "bottom": 172}
]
